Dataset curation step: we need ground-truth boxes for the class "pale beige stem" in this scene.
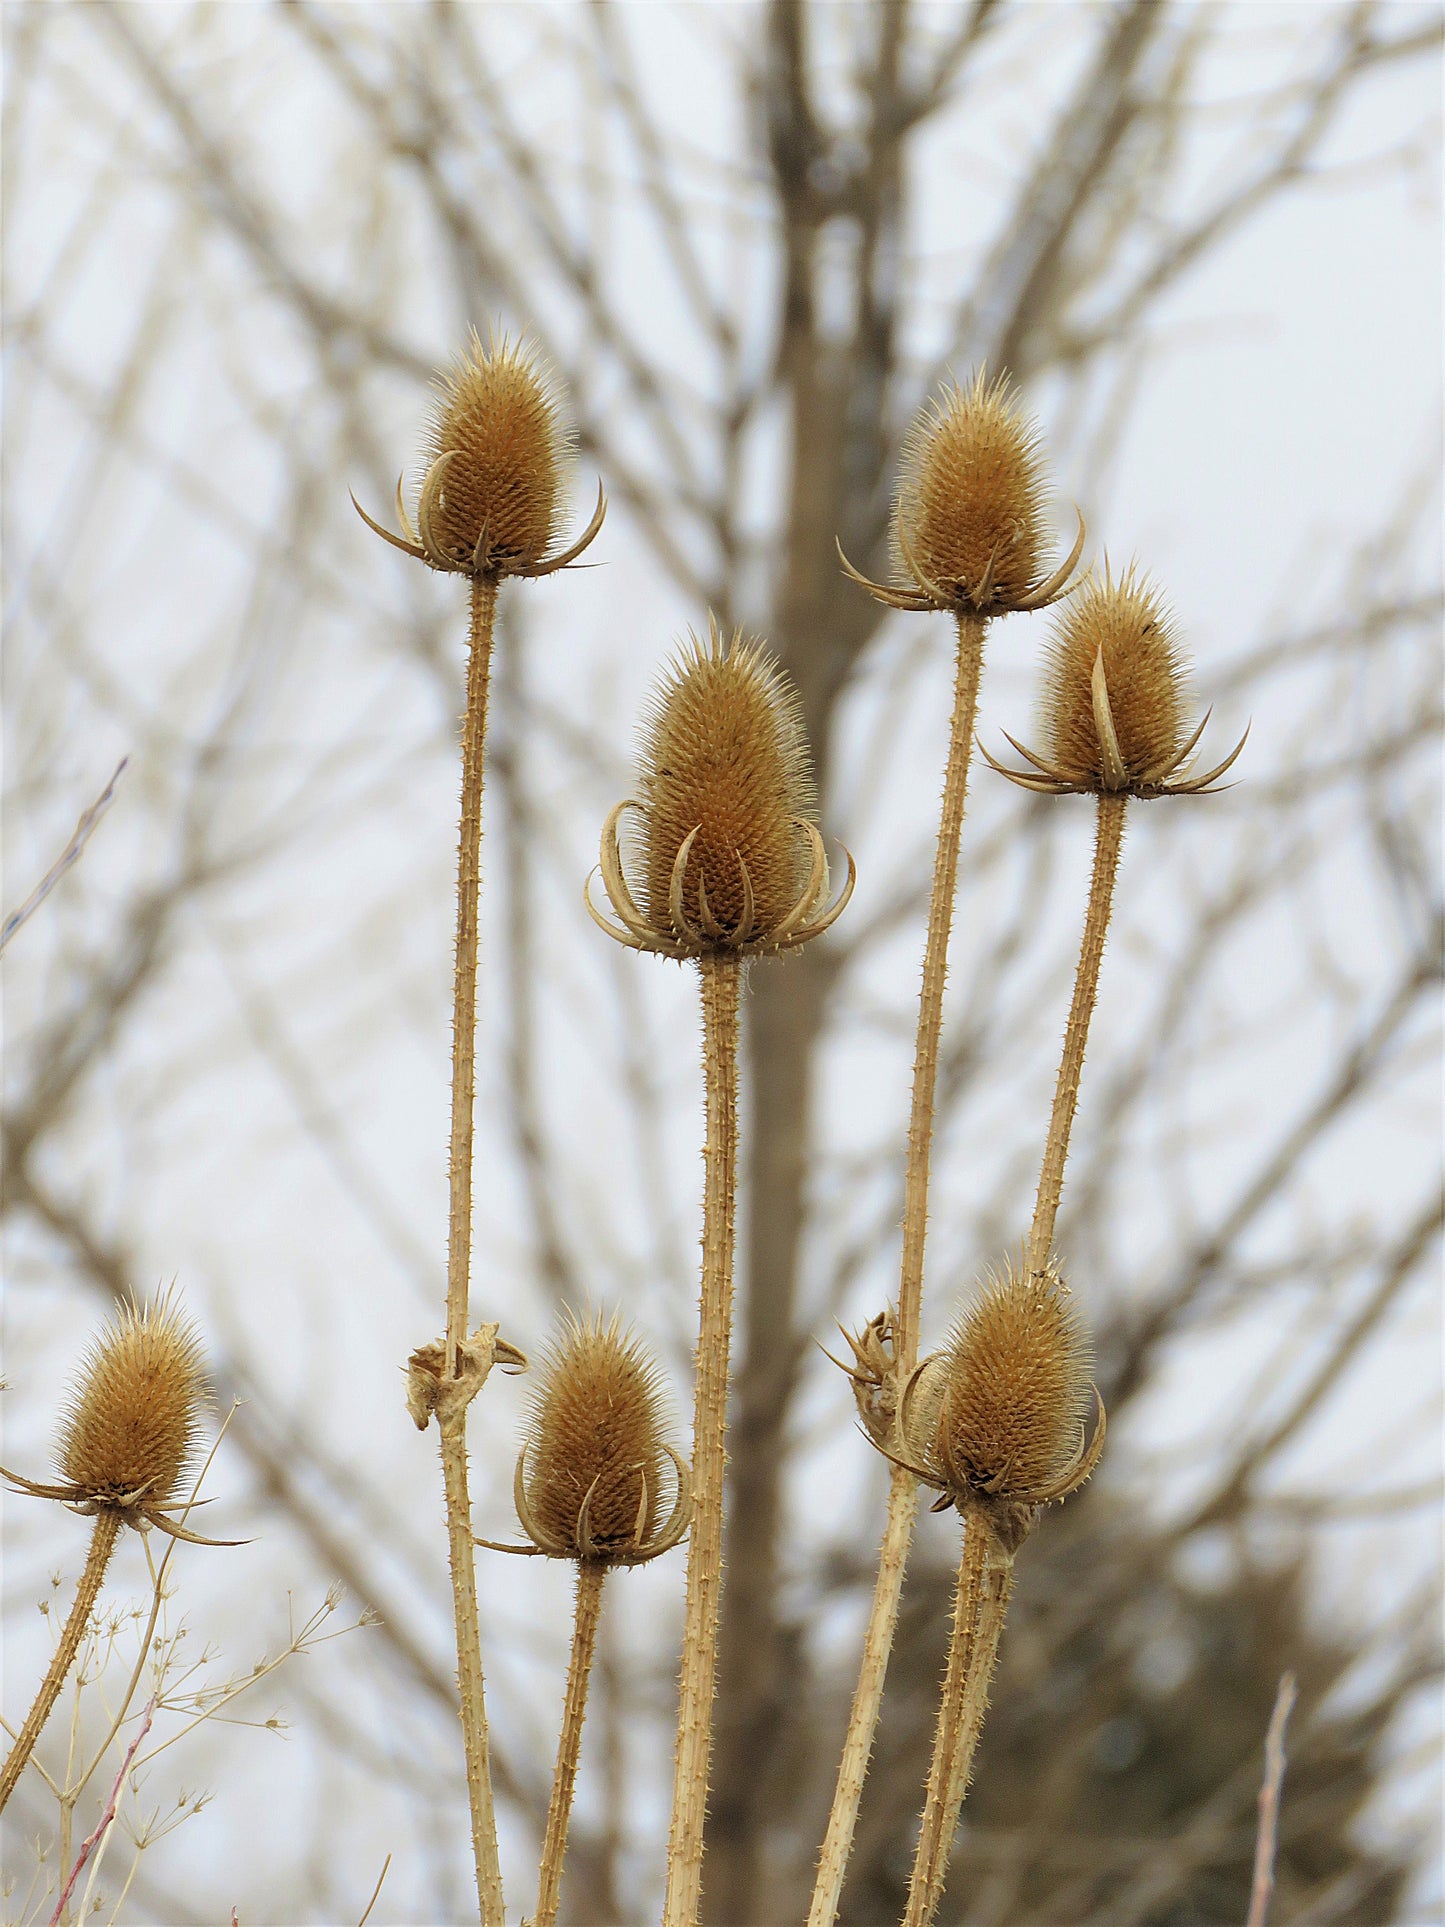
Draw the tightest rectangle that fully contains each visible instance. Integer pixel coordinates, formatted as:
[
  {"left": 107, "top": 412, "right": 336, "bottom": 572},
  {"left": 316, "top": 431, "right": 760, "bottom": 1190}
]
[
  {"left": 901, "top": 1510, "right": 989, "bottom": 1927},
  {"left": 918, "top": 1532, "right": 1017, "bottom": 1926},
  {"left": 534, "top": 1561, "right": 606, "bottom": 1927},
  {"left": 0, "top": 1510, "right": 120, "bottom": 1815},
  {"left": 663, "top": 954, "right": 741, "bottom": 1927},
  {"left": 440, "top": 573, "right": 505, "bottom": 1927},
  {"left": 1025, "top": 791, "right": 1126, "bottom": 1277},
  {"left": 808, "top": 613, "right": 985, "bottom": 1927}
]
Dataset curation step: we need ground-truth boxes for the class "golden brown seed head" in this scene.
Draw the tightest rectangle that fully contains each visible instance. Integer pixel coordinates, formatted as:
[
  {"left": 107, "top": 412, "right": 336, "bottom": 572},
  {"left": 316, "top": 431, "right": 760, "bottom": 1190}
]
[
  {"left": 934, "top": 1262, "right": 1093, "bottom": 1508},
  {"left": 637, "top": 624, "right": 817, "bottom": 944},
  {"left": 57, "top": 1297, "right": 208, "bottom": 1507},
  {"left": 895, "top": 370, "right": 1049, "bottom": 610},
  {"left": 1042, "top": 564, "right": 1189, "bottom": 791},
  {"left": 524, "top": 1312, "right": 672, "bottom": 1560},
  {"left": 423, "top": 331, "right": 569, "bottom": 571}
]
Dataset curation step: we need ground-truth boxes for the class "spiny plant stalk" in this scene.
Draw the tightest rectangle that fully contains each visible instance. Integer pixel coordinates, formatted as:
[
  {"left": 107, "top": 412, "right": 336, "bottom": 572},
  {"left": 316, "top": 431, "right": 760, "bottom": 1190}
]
[
  {"left": 0, "top": 1293, "right": 218, "bottom": 1814},
  {"left": 1027, "top": 789, "right": 1126, "bottom": 1274},
  {"left": 587, "top": 624, "right": 850, "bottom": 1924},
  {"left": 356, "top": 329, "right": 605, "bottom": 1927},
  {"left": 813, "top": 373, "right": 1083, "bottom": 1927},
  {"left": 534, "top": 1560, "right": 605, "bottom": 1927},
  {"left": 0, "top": 1513, "right": 120, "bottom": 1815},
  {"left": 665, "top": 954, "right": 741, "bottom": 1927}
]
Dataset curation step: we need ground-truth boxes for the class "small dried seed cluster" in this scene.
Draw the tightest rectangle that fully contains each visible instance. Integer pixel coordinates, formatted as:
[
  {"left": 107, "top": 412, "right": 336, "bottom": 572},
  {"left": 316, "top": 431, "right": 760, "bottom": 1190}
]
[
  {"left": 513, "top": 1312, "right": 690, "bottom": 1566},
  {"left": 424, "top": 333, "right": 569, "bottom": 572},
  {"left": 898, "top": 1263, "right": 1102, "bottom": 1535},
  {"left": 58, "top": 1295, "right": 208, "bottom": 1507}
]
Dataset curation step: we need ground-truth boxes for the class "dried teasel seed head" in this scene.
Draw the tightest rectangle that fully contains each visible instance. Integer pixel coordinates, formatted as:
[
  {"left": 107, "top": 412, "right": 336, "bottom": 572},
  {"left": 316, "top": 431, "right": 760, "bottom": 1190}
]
[
  {"left": 1042, "top": 563, "right": 1189, "bottom": 792},
  {"left": 422, "top": 331, "right": 570, "bottom": 572},
  {"left": 894, "top": 370, "right": 1049, "bottom": 611},
  {"left": 57, "top": 1295, "right": 208, "bottom": 1508},
  {"left": 934, "top": 1261, "right": 1095, "bottom": 1511},
  {"left": 638, "top": 624, "right": 817, "bottom": 945},
  {"left": 522, "top": 1311, "right": 678, "bottom": 1562}
]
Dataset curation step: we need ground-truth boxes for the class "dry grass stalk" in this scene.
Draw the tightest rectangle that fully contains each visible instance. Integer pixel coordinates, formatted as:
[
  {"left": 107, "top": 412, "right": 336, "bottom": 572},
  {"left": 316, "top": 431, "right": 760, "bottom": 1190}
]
[
  {"left": 589, "top": 625, "right": 847, "bottom": 1925},
  {"left": 1246, "top": 1673, "right": 1300, "bottom": 1927},
  {"left": 356, "top": 330, "right": 605, "bottom": 1927},
  {"left": 811, "top": 374, "right": 1082, "bottom": 1927},
  {"left": 0, "top": 1295, "right": 213, "bottom": 1814}
]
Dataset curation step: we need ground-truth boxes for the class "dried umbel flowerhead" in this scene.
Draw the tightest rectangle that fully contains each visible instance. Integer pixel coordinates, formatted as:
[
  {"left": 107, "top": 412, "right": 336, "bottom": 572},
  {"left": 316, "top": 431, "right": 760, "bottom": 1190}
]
[
  {"left": 839, "top": 371, "right": 1084, "bottom": 616},
  {"left": 587, "top": 623, "right": 855, "bottom": 960},
  {"left": 1, "top": 1295, "right": 229, "bottom": 1546},
  {"left": 982, "top": 563, "right": 1248, "bottom": 798},
  {"left": 352, "top": 329, "right": 605, "bottom": 580},
  {"left": 493, "top": 1313, "right": 691, "bottom": 1566},
  {"left": 897, "top": 1262, "right": 1104, "bottom": 1540}
]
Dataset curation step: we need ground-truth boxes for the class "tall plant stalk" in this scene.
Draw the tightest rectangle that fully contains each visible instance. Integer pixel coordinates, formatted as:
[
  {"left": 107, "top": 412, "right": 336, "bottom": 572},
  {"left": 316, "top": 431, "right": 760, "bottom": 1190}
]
[
  {"left": 0, "top": 1512, "right": 120, "bottom": 1813},
  {"left": 440, "top": 574, "right": 506, "bottom": 1927},
  {"left": 809, "top": 611, "right": 984, "bottom": 1927},
  {"left": 534, "top": 1561, "right": 606, "bottom": 1927},
  {"left": 1026, "top": 792, "right": 1126, "bottom": 1274},
  {"left": 664, "top": 954, "right": 742, "bottom": 1927}
]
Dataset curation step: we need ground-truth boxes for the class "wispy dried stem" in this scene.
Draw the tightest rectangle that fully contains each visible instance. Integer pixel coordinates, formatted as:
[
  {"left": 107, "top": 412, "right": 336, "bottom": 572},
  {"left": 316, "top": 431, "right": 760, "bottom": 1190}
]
[{"left": 1245, "top": 1673, "right": 1299, "bottom": 1927}]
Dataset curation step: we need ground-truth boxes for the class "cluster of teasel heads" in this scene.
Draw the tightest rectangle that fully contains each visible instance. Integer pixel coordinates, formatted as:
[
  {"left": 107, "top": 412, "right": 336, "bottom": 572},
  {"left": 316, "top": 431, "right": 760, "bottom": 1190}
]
[
  {"left": 0, "top": 1294, "right": 223, "bottom": 1816},
  {"left": 348, "top": 333, "right": 1242, "bottom": 1927}
]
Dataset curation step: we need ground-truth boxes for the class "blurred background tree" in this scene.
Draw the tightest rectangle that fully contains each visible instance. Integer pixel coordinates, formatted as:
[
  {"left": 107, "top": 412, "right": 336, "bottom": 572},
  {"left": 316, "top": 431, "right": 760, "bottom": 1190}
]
[{"left": 2, "top": 3, "right": 1439, "bottom": 1921}]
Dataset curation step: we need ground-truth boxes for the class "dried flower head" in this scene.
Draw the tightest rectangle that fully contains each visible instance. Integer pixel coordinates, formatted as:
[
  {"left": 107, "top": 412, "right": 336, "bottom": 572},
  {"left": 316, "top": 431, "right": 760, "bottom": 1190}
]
[
  {"left": 981, "top": 562, "right": 1248, "bottom": 798},
  {"left": 485, "top": 1312, "right": 691, "bottom": 1566},
  {"left": 0, "top": 1295, "right": 231, "bottom": 1546},
  {"left": 586, "top": 622, "right": 854, "bottom": 960},
  {"left": 893, "top": 1262, "right": 1104, "bottom": 1542},
  {"left": 838, "top": 371, "right": 1084, "bottom": 616},
  {"left": 352, "top": 329, "right": 605, "bottom": 579}
]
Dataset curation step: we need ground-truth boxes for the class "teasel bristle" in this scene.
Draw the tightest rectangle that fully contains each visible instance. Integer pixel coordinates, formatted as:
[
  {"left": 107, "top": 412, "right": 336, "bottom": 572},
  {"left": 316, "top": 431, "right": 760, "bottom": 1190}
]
[
  {"left": 1043, "top": 563, "right": 1187, "bottom": 785},
  {"left": 639, "top": 624, "right": 815, "bottom": 942},
  {"left": 515, "top": 1311, "right": 689, "bottom": 1566},
  {"left": 894, "top": 371, "right": 1050, "bottom": 613},
  {"left": 422, "top": 330, "right": 570, "bottom": 572},
  {"left": 57, "top": 1293, "right": 208, "bottom": 1509},
  {"left": 933, "top": 1260, "right": 1099, "bottom": 1513}
]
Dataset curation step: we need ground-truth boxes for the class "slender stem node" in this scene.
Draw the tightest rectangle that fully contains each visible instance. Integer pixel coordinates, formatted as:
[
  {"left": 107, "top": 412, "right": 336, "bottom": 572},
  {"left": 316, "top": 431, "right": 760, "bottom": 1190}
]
[
  {"left": 663, "top": 955, "right": 742, "bottom": 1927},
  {"left": 534, "top": 1561, "right": 607, "bottom": 1927},
  {"left": 1026, "top": 791, "right": 1126, "bottom": 1277},
  {"left": 0, "top": 1511, "right": 121, "bottom": 1815},
  {"left": 440, "top": 572, "right": 506, "bottom": 1926},
  {"left": 808, "top": 612, "right": 985, "bottom": 1927}
]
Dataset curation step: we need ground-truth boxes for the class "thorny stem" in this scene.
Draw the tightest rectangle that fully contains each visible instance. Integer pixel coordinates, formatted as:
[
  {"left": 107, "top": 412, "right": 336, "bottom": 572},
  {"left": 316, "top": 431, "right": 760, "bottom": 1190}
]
[
  {"left": 440, "top": 573, "right": 505, "bottom": 1927},
  {"left": 0, "top": 1511, "right": 121, "bottom": 1815},
  {"left": 664, "top": 954, "right": 741, "bottom": 1927},
  {"left": 534, "top": 1562, "right": 606, "bottom": 1927},
  {"left": 918, "top": 1533, "right": 1016, "bottom": 1926},
  {"left": 1025, "top": 792, "right": 1126, "bottom": 1278},
  {"left": 808, "top": 612, "right": 984, "bottom": 1927}
]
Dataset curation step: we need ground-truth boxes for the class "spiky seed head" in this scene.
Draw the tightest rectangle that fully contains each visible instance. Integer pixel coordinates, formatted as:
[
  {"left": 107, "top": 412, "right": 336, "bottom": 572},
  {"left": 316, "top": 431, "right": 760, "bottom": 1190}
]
[
  {"left": 934, "top": 1262, "right": 1093, "bottom": 1507},
  {"left": 57, "top": 1296, "right": 208, "bottom": 1507},
  {"left": 1042, "top": 564, "right": 1189, "bottom": 790},
  {"left": 637, "top": 625, "right": 817, "bottom": 944},
  {"left": 423, "top": 331, "right": 569, "bottom": 571},
  {"left": 524, "top": 1312, "right": 672, "bottom": 1560},
  {"left": 895, "top": 370, "right": 1049, "bottom": 610}
]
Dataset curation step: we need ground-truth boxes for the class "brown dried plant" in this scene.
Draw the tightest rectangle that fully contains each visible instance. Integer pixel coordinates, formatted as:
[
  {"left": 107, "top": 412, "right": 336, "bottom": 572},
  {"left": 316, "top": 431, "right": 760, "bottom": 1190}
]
[
  {"left": 812, "top": 374, "right": 1084, "bottom": 1927},
  {"left": 477, "top": 1313, "right": 690, "bottom": 1927},
  {"left": 356, "top": 328, "right": 605, "bottom": 1927},
  {"left": 0, "top": 1295, "right": 224, "bottom": 1816},
  {"left": 590, "top": 622, "right": 850, "bottom": 1927}
]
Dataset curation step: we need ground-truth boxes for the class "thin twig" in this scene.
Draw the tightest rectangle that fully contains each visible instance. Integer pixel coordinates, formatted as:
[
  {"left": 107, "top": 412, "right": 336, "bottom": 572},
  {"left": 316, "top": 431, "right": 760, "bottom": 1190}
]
[
  {"left": 0, "top": 758, "right": 127, "bottom": 955},
  {"left": 809, "top": 611, "right": 986, "bottom": 1927},
  {"left": 663, "top": 955, "right": 741, "bottom": 1927},
  {"left": 47, "top": 1694, "right": 155, "bottom": 1927},
  {"left": 356, "top": 1853, "right": 393, "bottom": 1927},
  {"left": 1245, "top": 1673, "right": 1299, "bottom": 1927}
]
